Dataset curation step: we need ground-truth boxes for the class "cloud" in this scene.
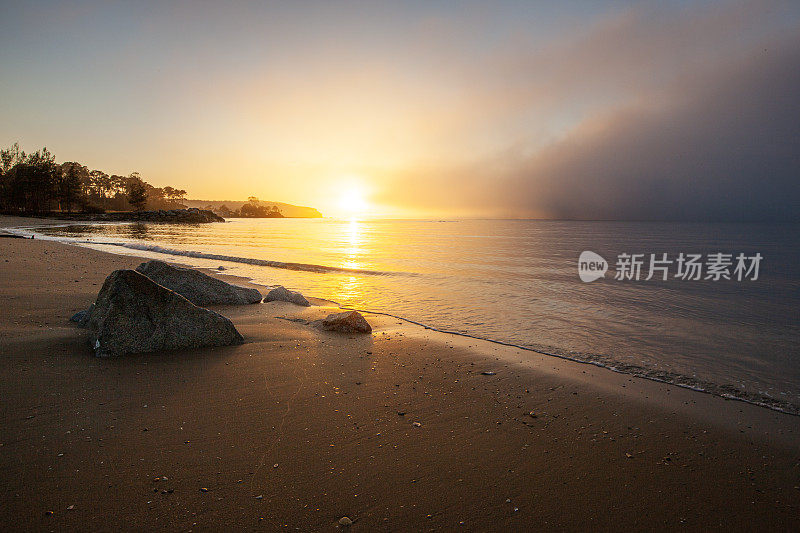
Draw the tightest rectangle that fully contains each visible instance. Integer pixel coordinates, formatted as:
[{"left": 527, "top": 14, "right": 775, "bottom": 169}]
[
  {"left": 508, "top": 35, "right": 800, "bottom": 221},
  {"left": 378, "top": 2, "right": 800, "bottom": 221}
]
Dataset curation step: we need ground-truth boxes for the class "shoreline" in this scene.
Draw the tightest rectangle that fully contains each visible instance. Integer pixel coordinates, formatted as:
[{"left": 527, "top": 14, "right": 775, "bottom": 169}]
[
  {"left": 2, "top": 216, "right": 800, "bottom": 530},
  {"left": 7, "top": 215, "right": 800, "bottom": 417}
]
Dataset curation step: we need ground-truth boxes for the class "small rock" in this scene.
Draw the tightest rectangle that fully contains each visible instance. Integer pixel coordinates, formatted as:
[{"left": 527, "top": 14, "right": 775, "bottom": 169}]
[
  {"left": 264, "top": 286, "right": 311, "bottom": 307},
  {"left": 255, "top": 495, "right": 263, "bottom": 500},
  {"left": 338, "top": 516, "right": 353, "bottom": 526},
  {"left": 320, "top": 311, "right": 372, "bottom": 334},
  {"left": 69, "top": 304, "right": 94, "bottom": 327},
  {"left": 200, "top": 487, "right": 209, "bottom": 492},
  {"left": 412, "top": 421, "right": 422, "bottom": 427},
  {"left": 66, "top": 505, "right": 74, "bottom": 510},
  {"left": 481, "top": 371, "right": 496, "bottom": 376}
]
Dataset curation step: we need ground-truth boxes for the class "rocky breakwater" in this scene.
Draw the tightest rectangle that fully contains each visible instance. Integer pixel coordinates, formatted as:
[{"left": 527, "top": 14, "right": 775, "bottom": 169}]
[{"left": 46, "top": 208, "right": 225, "bottom": 223}]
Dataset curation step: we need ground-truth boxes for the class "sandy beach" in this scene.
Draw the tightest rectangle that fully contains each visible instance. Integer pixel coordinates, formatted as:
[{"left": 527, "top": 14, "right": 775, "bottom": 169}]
[{"left": 1, "top": 218, "right": 799, "bottom": 531}]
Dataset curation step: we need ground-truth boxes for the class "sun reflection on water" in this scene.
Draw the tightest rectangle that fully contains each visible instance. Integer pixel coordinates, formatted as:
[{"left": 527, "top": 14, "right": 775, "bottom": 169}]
[
  {"left": 341, "top": 219, "right": 363, "bottom": 271},
  {"left": 337, "top": 275, "right": 363, "bottom": 304},
  {"left": 335, "top": 219, "right": 368, "bottom": 303}
]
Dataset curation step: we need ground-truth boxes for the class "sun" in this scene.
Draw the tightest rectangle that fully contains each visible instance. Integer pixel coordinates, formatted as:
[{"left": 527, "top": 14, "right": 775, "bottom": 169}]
[{"left": 338, "top": 186, "right": 368, "bottom": 216}]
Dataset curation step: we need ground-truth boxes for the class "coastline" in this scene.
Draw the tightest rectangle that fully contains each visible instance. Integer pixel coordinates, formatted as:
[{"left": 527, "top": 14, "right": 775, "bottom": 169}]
[
  {"left": 1, "top": 217, "right": 799, "bottom": 530},
  {"left": 14, "top": 216, "right": 800, "bottom": 417}
]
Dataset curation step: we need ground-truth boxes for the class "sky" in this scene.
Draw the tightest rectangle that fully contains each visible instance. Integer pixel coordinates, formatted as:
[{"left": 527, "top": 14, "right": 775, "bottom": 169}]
[{"left": 1, "top": 0, "right": 798, "bottom": 220}]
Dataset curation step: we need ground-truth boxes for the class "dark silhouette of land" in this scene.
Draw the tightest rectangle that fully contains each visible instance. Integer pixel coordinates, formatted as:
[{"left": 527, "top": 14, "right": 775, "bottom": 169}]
[
  {"left": 0, "top": 143, "right": 189, "bottom": 214},
  {"left": 0, "top": 143, "right": 322, "bottom": 219}
]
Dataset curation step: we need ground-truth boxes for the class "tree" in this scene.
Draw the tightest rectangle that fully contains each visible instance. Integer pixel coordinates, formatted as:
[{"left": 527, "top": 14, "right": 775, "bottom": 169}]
[
  {"left": 162, "top": 186, "right": 187, "bottom": 202},
  {"left": 89, "top": 170, "right": 110, "bottom": 198},
  {"left": 239, "top": 202, "right": 283, "bottom": 218},
  {"left": 1, "top": 142, "right": 25, "bottom": 175},
  {"left": 61, "top": 162, "right": 91, "bottom": 195},
  {"left": 126, "top": 178, "right": 148, "bottom": 211},
  {"left": 55, "top": 164, "right": 83, "bottom": 211},
  {"left": 19, "top": 148, "right": 58, "bottom": 212}
]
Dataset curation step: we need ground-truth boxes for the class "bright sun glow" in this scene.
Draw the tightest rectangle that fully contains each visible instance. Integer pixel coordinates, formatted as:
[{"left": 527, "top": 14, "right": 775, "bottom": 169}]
[{"left": 337, "top": 186, "right": 368, "bottom": 217}]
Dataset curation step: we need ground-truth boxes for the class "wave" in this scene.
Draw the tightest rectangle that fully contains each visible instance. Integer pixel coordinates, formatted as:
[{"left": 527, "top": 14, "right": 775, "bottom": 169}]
[
  {"left": 10, "top": 226, "right": 410, "bottom": 276},
  {"left": 101, "top": 242, "right": 404, "bottom": 276},
  {"left": 326, "top": 301, "right": 800, "bottom": 416}
]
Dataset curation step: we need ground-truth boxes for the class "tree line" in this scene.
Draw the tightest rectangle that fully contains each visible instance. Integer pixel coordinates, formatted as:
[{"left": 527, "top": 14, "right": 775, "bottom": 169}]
[
  {"left": 0, "top": 142, "right": 188, "bottom": 214},
  {"left": 210, "top": 197, "right": 283, "bottom": 218}
]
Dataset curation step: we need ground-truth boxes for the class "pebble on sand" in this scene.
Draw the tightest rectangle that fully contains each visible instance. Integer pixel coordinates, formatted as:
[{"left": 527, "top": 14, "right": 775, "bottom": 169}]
[{"left": 338, "top": 516, "right": 353, "bottom": 526}]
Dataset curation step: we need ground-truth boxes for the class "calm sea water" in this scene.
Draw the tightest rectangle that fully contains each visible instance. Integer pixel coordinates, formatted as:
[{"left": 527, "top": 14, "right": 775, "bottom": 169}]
[{"left": 26, "top": 219, "right": 800, "bottom": 413}]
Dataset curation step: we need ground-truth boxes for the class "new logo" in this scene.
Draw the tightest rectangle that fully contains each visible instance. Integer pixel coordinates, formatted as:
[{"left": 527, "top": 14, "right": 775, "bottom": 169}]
[{"left": 578, "top": 251, "right": 607, "bottom": 282}]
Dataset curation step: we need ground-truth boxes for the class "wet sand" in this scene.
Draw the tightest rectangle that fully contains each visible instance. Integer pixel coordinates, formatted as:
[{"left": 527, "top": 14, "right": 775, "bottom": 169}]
[{"left": 1, "top": 221, "right": 799, "bottom": 531}]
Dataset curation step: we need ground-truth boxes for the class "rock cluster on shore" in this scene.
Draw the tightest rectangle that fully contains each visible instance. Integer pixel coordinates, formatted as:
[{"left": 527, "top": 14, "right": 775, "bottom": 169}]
[
  {"left": 85, "top": 269, "right": 243, "bottom": 357},
  {"left": 71, "top": 261, "right": 265, "bottom": 356},
  {"left": 69, "top": 259, "right": 371, "bottom": 355},
  {"left": 135, "top": 260, "right": 262, "bottom": 306}
]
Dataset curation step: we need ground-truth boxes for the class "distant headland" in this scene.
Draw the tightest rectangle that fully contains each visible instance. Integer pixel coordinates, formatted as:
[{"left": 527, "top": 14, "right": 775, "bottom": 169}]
[{"left": 184, "top": 198, "right": 323, "bottom": 219}]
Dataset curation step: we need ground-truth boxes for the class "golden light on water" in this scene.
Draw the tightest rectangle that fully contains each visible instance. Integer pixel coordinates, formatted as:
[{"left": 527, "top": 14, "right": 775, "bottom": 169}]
[
  {"left": 338, "top": 219, "right": 365, "bottom": 300},
  {"left": 341, "top": 219, "right": 363, "bottom": 271}
]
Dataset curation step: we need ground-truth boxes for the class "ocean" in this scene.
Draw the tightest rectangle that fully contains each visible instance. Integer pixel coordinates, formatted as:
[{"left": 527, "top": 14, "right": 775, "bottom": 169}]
[{"left": 19, "top": 218, "right": 800, "bottom": 414}]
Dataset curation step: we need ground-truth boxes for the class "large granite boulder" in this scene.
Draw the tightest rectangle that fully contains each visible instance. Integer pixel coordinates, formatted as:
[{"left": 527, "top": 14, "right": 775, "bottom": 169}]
[
  {"left": 87, "top": 269, "right": 243, "bottom": 357},
  {"left": 135, "top": 260, "right": 262, "bottom": 306},
  {"left": 320, "top": 311, "right": 372, "bottom": 334},
  {"left": 264, "top": 286, "right": 311, "bottom": 307}
]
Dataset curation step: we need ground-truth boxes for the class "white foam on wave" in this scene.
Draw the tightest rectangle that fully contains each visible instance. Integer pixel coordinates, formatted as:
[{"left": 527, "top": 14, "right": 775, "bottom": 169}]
[{"left": 103, "top": 242, "right": 398, "bottom": 276}]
